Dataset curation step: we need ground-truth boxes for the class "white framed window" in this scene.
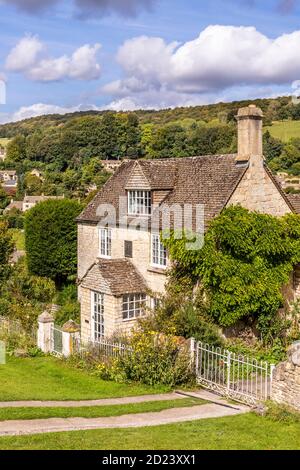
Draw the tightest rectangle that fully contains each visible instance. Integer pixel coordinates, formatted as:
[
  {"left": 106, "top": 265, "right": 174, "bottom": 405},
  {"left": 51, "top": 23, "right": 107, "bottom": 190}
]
[
  {"left": 99, "top": 228, "right": 112, "bottom": 258},
  {"left": 151, "top": 233, "right": 167, "bottom": 268},
  {"left": 128, "top": 190, "right": 151, "bottom": 216},
  {"left": 92, "top": 291, "right": 104, "bottom": 341},
  {"left": 122, "top": 293, "right": 146, "bottom": 320}
]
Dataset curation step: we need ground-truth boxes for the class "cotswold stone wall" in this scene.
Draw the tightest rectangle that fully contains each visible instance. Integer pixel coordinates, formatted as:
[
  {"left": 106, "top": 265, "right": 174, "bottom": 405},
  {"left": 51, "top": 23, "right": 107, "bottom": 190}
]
[
  {"left": 271, "top": 342, "right": 300, "bottom": 411},
  {"left": 228, "top": 157, "right": 292, "bottom": 217}
]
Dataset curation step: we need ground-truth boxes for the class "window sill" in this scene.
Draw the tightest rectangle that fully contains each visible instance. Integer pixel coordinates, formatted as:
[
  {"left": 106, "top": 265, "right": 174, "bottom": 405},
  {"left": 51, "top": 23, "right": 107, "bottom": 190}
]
[
  {"left": 148, "top": 266, "right": 167, "bottom": 275},
  {"left": 122, "top": 316, "right": 145, "bottom": 322},
  {"left": 98, "top": 255, "right": 112, "bottom": 260}
]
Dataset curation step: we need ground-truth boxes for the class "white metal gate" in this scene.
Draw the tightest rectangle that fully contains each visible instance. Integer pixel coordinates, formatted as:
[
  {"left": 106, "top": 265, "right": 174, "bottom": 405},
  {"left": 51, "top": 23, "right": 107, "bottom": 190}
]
[
  {"left": 51, "top": 325, "right": 63, "bottom": 355},
  {"left": 195, "top": 342, "right": 275, "bottom": 406}
]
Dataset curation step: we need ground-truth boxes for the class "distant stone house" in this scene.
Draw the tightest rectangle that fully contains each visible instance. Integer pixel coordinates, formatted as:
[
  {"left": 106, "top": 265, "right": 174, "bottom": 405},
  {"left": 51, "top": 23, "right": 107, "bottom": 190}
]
[
  {"left": 4, "top": 194, "right": 64, "bottom": 213},
  {"left": 77, "top": 105, "right": 300, "bottom": 343},
  {"left": 0, "top": 170, "right": 17, "bottom": 184},
  {"left": 29, "top": 169, "right": 44, "bottom": 181}
]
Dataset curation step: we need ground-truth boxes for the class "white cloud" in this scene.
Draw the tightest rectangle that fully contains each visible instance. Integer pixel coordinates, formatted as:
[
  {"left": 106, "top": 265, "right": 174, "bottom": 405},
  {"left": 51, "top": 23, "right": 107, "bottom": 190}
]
[
  {"left": 0, "top": 102, "right": 103, "bottom": 123},
  {"left": 5, "top": 36, "right": 101, "bottom": 81},
  {"left": 11, "top": 103, "right": 83, "bottom": 121},
  {"left": 5, "top": 35, "right": 44, "bottom": 72},
  {"left": 101, "top": 25, "right": 300, "bottom": 109}
]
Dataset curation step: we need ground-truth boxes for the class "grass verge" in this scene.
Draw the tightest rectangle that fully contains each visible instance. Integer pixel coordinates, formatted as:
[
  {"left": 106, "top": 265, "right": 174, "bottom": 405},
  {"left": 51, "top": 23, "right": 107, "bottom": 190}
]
[
  {"left": 0, "top": 398, "right": 204, "bottom": 421},
  {"left": 0, "top": 413, "right": 299, "bottom": 450},
  {"left": 0, "top": 356, "right": 168, "bottom": 401}
]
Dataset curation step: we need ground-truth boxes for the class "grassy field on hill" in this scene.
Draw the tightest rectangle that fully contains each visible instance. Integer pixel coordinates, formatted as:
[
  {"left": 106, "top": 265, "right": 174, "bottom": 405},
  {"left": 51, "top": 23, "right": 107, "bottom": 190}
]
[
  {"left": 0, "top": 137, "right": 10, "bottom": 147},
  {"left": 265, "top": 121, "right": 300, "bottom": 142}
]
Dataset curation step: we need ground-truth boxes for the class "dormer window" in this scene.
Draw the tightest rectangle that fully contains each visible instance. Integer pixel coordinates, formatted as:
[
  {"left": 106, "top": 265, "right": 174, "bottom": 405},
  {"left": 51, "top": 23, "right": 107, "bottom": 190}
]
[{"left": 128, "top": 190, "right": 151, "bottom": 216}]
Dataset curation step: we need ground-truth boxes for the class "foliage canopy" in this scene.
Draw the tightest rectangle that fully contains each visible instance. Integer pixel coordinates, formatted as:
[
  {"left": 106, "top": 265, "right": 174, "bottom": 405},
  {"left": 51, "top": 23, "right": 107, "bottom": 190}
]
[
  {"left": 25, "top": 199, "right": 83, "bottom": 285},
  {"left": 164, "top": 206, "right": 300, "bottom": 340}
]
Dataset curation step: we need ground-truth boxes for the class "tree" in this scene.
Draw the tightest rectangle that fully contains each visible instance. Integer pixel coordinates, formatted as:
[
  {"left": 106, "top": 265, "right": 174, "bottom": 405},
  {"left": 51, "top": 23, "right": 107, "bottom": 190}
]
[
  {"left": 25, "top": 199, "right": 83, "bottom": 285},
  {"left": 0, "top": 187, "right": 9, "bottom": 210},
  {"left": 6, "top": 134, "right": 26, "bottom": 162},
  {"left": 263, "top": 131, "right": 283, "bottom": 162},
  {"left": 24, "top": 173, "right": 43, "bottom": 195},
  {"left": 0, "top": 220, "right": 14, "bottom": 282}
]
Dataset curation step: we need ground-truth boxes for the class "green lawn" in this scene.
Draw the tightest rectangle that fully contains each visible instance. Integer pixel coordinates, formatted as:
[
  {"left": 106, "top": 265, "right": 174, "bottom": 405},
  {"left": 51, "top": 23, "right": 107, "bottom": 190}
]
[
  {"left": 265, "top": 120, "right": 300, "bottom": 142},
  {"left": 0, "top": 398, "right": 203, "bottom": 421},
  {"left": 0, "top": 413, "right": 298, "bottom": 450},
  {"left": 0, "top": 356, "right": 168, "bottom": 401},
  {"left": 8, "top": 229, "right": 25, "bottom": 251}
]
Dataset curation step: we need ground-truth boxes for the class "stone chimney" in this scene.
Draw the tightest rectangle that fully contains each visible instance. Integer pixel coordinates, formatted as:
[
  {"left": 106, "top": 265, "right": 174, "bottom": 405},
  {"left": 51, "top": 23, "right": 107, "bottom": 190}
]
[{"left": 236, "top": 105, "right": 264, "bottom": 163}]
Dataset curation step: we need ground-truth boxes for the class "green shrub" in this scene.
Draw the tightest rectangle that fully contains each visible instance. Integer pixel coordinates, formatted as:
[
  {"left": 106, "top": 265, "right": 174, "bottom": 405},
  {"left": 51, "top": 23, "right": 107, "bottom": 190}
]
[
  {"left": 265, "top": 402, "right": 300, "bottom": 423},
  {"left": 117, "top": 329, "right": 194, "bottom": 387},
  {"left": 0, "top": 258, "right": 55, "bottom": 329},
  {"left": 226, "top": 338, "right": 287, "bottom": 363},
  {"left": 54, "top": 283, "right": 80, "bottom": 326},
  {"left": 55, "top": 301, "right": 80, "bottom": 326},
  {"left": 0, "top": 329, "right": 35, "bottom": 354}
]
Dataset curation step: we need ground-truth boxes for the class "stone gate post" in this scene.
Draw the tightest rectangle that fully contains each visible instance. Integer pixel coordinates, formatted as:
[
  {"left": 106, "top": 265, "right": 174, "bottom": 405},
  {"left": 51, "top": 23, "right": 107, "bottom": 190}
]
[
  {"left": 271, "top": 341, "right": 300, "bottom": 411},
  {"left": 37, "top": 311, "right": 54, "bottom": 353}
]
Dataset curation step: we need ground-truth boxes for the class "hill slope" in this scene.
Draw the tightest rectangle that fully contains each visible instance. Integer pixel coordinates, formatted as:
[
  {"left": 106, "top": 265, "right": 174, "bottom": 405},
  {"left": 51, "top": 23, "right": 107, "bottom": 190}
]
[{"left": 0, "top": 96, "right": 295, "bottom": 138}]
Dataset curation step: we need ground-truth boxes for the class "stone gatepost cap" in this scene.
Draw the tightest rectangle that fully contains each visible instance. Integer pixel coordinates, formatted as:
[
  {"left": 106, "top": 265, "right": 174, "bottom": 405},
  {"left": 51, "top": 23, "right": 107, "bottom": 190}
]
[
  {"left": 38, "top": 311, "right": 54, "bottom": 323},
  {"left": 62, "top": 319, "right": 80, "bottom": 333},
  {"left": 237, "top": 105, "right": 263, "bottom": 119}
]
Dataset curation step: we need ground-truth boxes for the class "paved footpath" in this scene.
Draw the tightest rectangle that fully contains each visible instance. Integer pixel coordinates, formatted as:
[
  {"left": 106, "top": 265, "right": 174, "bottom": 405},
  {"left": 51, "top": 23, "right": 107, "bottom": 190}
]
[{"left": 0, "top": 402, "right": 249, "bottom": 436}]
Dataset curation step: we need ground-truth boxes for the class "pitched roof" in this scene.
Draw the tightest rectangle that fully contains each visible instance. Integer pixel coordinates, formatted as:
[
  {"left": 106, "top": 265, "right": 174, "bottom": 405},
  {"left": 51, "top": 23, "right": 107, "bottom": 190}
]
[
  {"left": 80, "top": 258, "right": 148, "bottom": 296},
  {"left": 77, "top": 155, "right": 247, "bottom": 228},
  {"left": 155, "top": 155, "right": 247, "bottom": 228},
  {"left": 23, "top": 195, "right": 64, "bottom": 204},
  {"left": 286, "top": 194, "right": 300, "bottom": 214},
  {"left": 4, "top": 201, "right": 23, "bottom": 212},
  {"left": 135, "top": 160, "right": 177, "bottom": 190}
]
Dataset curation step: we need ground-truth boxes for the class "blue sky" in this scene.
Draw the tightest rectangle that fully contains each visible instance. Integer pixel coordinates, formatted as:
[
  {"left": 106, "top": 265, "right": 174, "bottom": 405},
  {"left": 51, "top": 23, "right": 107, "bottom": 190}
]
[{"left": 0, "top": 0, "right": 300, "bottom": 122}]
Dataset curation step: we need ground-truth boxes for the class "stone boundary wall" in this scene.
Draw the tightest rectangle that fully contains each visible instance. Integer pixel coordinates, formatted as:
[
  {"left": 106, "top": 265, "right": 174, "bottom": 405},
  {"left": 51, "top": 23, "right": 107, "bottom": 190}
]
[{"left": 271, "top": 341, "right": 300, "bottom": 412}]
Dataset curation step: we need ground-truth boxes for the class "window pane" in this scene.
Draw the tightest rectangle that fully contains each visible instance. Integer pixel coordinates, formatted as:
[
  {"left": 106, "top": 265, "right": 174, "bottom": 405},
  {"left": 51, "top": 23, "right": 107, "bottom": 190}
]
[
  {"left": 122, "top": 293, "right": 146, "bottom": 320},
  {"left": 100, "top": 228, "right": 111, "bottom": 257},
  {"left": 128, "top": 191, "right": 151, "bottom": 215},
  {"left": 152, "top": 234, "right": 167, "bottom": 267}
]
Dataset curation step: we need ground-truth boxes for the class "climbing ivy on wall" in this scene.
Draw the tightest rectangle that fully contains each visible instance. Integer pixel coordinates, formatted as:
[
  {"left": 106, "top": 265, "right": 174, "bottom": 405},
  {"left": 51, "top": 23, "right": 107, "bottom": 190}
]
[{"left": 163, "top": 206, "right": 300, "bottom": 340}]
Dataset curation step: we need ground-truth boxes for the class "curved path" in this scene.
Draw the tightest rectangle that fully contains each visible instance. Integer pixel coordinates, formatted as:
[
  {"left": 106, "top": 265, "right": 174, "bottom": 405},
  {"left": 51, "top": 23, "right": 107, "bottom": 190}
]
[{"left": 0, "top": 402, "right": 249, "bottom": 436}]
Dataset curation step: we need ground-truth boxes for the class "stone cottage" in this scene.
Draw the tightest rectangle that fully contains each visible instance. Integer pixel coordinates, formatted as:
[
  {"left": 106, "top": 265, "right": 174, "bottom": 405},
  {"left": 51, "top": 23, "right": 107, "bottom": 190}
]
[{"left": 77, "top": 105, "right": 300, "bottom": 343}]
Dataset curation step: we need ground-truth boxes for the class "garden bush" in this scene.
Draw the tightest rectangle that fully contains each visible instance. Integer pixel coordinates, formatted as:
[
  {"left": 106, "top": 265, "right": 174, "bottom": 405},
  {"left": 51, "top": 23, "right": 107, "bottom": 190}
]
[
  {"left": 117, "top": 329, "right": 193, "bottom": 387},
  {"left": 68, "top": 328, "right": 194, "bottom": 387}
]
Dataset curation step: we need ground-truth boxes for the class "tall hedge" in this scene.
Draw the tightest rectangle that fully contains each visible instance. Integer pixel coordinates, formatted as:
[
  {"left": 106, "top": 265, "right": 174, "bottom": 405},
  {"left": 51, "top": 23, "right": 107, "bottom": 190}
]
[
  {"left": 25, "top": 199, "right": 83, "bottom": 285},
  {"left": 0, "top": 220, "right": 14, "bottom": 282}
]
